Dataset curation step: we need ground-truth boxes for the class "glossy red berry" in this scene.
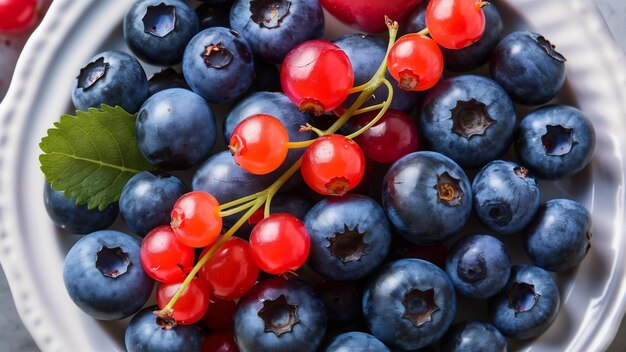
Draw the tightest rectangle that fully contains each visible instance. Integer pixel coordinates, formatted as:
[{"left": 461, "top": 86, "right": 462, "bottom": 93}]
[
  {"left": 426, "top": 0, "right": 486, "bottom": 49},
  {"left": 229, "top": 114, "right": 289, "bottom": 175},
  {"left": 140, "top": 225, "right": 195, "bottom": 283},
  {"left": 301, "top": 134, "right": 365, "bottom": 196},
  {"left": 249, "top": 213, "right": 310, "bottom": 275},
  {"left": 0, "top": 0, "right": 38, "bottom": 32},
  {"left": 387, "top": 34, "right": 444, "bottom": 91},
  {"left": 199, "top": 237, "right": 259, "bottom": 300},
  {"left": 171, "top": 191, "right": 222, "bottom": 248},
  {"left": 157, "top": 277, "right": 210, "bottom": 325},
  {"left": 281, "top": 40, "right": 354, "bottom": 115},
  {"left": 351, "top": 109, "right": 419, "bottom": 163}
]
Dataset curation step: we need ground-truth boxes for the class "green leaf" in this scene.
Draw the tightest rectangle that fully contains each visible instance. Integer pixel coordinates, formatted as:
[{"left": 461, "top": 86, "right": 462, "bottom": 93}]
[{"left": 39, "top": 105, "right": 154, "bottom": 211}]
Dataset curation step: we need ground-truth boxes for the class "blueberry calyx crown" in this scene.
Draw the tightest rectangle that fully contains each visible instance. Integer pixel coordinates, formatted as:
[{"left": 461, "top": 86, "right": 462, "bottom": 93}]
[
  {"left": 201, "top": 42, "right": 234, "bottom": 69},
  {"left": 96, "top": 246, "right": 131, "bottom": 278},
  {"left": 457, "top": 253, "right": 487, "bottom": 283},
  {"left": 435, "top": 172, "right": 464, "bottom": 207},
  {"left": 585, "top": 231, "right": 593, "bottom": 254},
  {"left": 257, "top": 294, "right": 300, "bottom": 336},
  {"left": 541, "top": 125, "right": 576, "bottom": 156},
  {"left": 77, "top": 57, "right": 109, "bottom": 90},
  {"left": 142, "top": 3, "right": 176, "bottom": 38},
  {"left": 534, "top": 34, "right": 566, "bottom": 63},
  {"left": 507, "top": 282, "right": 540, "bottom": 315},
  {"left": 401, "top": 288, "right": 440, "bottom": 328},
  {"left": 514, "top": 166, "right": 529, "bottom": 179},
  {"left": 250, "top": 0, "right": 291, "bottom": 29},
  {"left": 450, "top": 99, "right": 496, "bottom": 140},
  {"left": 484, "top": 200, "right": 513, "bottom": 226},
  {"left": 326, "top": 224, "right": 369, "bottom": 263}
]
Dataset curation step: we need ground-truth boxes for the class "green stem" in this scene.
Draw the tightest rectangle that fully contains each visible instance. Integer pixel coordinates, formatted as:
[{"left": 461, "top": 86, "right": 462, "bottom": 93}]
[
  {"left": 353, "top": 102, "right": 388, "bottom": 116},
  {"left": 218, "top": 199, "right": 258, "bottom": 217},
  {"left": 346, "top": 80, "right": 394, "bottom": 140},
  {"left": 219, "top": 191, "right": 264, "bottom": 210}
]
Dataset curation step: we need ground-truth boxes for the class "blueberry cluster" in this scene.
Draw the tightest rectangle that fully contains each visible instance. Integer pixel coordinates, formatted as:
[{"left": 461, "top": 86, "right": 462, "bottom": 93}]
[{"left": 44, "top": 0, "right": 597, "bottom": 351}]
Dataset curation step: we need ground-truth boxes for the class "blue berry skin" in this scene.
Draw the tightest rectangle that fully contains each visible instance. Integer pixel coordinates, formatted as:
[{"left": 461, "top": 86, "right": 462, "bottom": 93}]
[
  {"left": 147, "top": 68, "right": 190, "bottom": 96},
  {"left": 515, "top": 104, "right": 596, "bottom": 180},
  {"left": 234, "top": 277, "right": 327, "bottom": 352},
  {"left": 382, "top": 151, "right": 472, "bottom": 245},
  {"left": 196, "top": 1, "right": 232, "bottom": 30},
  {"left": 325, "top": 332, "right": 390, "bottom": 352},
  {"left": 136, "top": 88, "right": 217, "bottom": 170},
  {"left": 44, "top": 183, "right": 118, "bottom": 234},
  {"left": 419, "top": 75, "right": 516, "bottom": 169},
  {"left": 71, "top": 50, "right": 148, "bottom": 113},
  {"left": 230, "top": 0, "right": 324, "bottom": 64},
  {"left": 363, "top": 258, "right": 457, "bottom": 350},
  {"left": 182, "top": 27, "right": 254, "bottom": 104},
  {"left": 400, "top": 0, "right": 427, "bottom": 36},
  {"left": 314, "top": 280, "right": 362, "bottom": 328},
  {"left": 333, "top": 34, "right": 422, "bottom": 113},
  {"left": 63, "top": 230, "right": 154, "bottom": 320},
  {"left": 304, "top": 194, "right": 391, "bottom": 281},
  {"left": 119, "top": 171, "right": 188, "bottom": 237},
  {"left": 246, "top": 61, "right": 282, "bottom": 93},
  {"left": 124, "top": 0, "right": 199, "bottom": 66},
  {"left": 490, "top": 31, "right": 566, "bottom": 105},
  {"left": 445, "top": 234, "right": 511, "bottom": 299},
  {"left": 524, "top": 199, "right": 592, "bottom": 272},
  {"left": 489, "top": 265, "right": 560, "bottom": 340},
  {"left": 441, "top": 4, "right": 503, "bottom": 72},
  {"left": 441, "top": 321, "right": 507, "bottom": 352},
  {"left": 472, "top": 160, "right": 540, "bottom": 235},
  {"left": 125, "top": 306, "right": 202, "bottom": 352}
]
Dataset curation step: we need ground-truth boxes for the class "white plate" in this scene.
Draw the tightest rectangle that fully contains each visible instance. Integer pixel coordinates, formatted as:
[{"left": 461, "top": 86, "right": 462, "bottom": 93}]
[{"left": 1, "top": 0, "right": 626, "bottom": 351}]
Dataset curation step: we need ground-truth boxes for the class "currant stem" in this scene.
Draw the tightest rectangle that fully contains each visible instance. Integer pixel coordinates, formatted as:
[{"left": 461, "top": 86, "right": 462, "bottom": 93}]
[
  {"left": 218, "top": 199, "right": 258, "bottom": 217},
  {"left": 219, "top": 191, "right": 264, "bottom": 210},
  {"left": 417, "top": 27, "right": 430, "bottom": 36},
  {"left": 353, "top": 102, "right": 388, "bottom": 116},
  {"left": 346, "top": 80, "right": 394, "bottom": 140}
]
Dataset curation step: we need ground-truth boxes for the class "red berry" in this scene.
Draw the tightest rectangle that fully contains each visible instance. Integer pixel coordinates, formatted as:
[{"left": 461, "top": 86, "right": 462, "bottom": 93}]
[
  {"left": 140, "top": 225, "right": 195, "bottom": 283},
  {"left": 171, "top": 191, "right": 222, "bottom": 248},
  {"left": 229, "top": 114, "right": 289, "bottom": 175},
  {"left": 281, "top": 40, "right": 354, "bottom": 115},
  {"left": 249, "top": 213, "right": 310, "bottom": 275},
  {"left": 199, "top": 237, "right": 259, "bottom": 300},
  {"left": 0, "top": 0, "right": 38, "bottom": 32},
  {"left": 351, "top": 109, "right": 419, "bottom": 163},
  {"left": 202, "top": 331, "right": 239, "bottom": 352},
  {"left": 157, "top": 277, "right": 210, "bottom": 325},
  {"left": 202, "top": 298, "right": 237, "bottom": 332},
  {"left": 426, "top": 0, "right": 486, "bottom": 49},
  {"left": 301, "top": 134, "right": 365, "bottom": 196},
  {"left": 387, "top": 34, "right": 444, "bottom": 91}
]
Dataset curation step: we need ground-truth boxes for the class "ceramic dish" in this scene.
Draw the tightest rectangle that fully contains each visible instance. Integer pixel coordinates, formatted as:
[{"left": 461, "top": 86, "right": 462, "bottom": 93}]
[{"left": 1, "top": 0, "right": 626, "bottom": 351}]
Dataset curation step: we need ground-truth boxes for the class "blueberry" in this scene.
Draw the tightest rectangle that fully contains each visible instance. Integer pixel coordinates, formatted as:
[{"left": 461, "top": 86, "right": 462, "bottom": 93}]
[
  {"left": 419, "top": 75, "right": 516, "bottom": 168},
  {"left": 524, "top": 199, "right": 592, "bottom": 272},
  {"left": 441, "top": 321, "right": 507, "bottom": 352},
  {"left": 119, "top": 171, "right": 188, "bottom": 237},
  {"left": 63, "top": 230, "right": 154, "bottom": 320},
  {"left": 363, "top": 258, "right": 456, "bottom": 350},
  {"left": 515, "top": 104, "right": 596, "bottom": 180},
  {"left": 382, "top": 151, "right": 472, "bottom": 244},
  {"left": 246, "top": 61, "right": 282, "bottom": 93},
  {"left": 182, "top": 27, "right": 254, "bottom": 104},
  {"left": 304, "top": 194, "right": 391, "bottom": 281},
  {"left": 196, "top": 1, "right": 232, "bottom": 29},
  {"left": 125, "top": 306, "right": 202, "bottom": 352},
  {"left": 333, "top": 33, "right": 422, "bottom": 113},
  {"left": 325, "top": 332, "right": 390, "bottom": 352},
  {"left": 136, "top": 88, "right": 217, "bottom": 170},
  {"left": 124, "top": 0, "right": 199, "bottom": 66},
  {"left": 472, "top": 160, "right": 541, "bottom": 235},
  {"left": 489, "top": 264, "right": 560, "bottom": 340},
  {"left": 314, "top": 280, "right": 362, "bottom": 328},
  {"left": 71, "top": 50, "right": 148, "bottom": 113},
  {"left": 147, "top": 68, "right": 190, "bottom": 96},
  {"left": 490, "top": 30, "right": 566, "bottom": 105},
  {"left": 268, "top": 191, "right": 312, "bottom": 221},
  {"left": 234, "top": 277, "right": 327, "bottom": 352},
  {"left": 445, "top": 234, "right": 511, "bottom": 299},
  {"left": 44, "top": 183, "right": 118, "bottom": 234},
  {"left": 400, "top": 1, "right": 428, "bottom": 36},
  {"left": 230, "top": 0, "right": 324, "bottom": 63}
]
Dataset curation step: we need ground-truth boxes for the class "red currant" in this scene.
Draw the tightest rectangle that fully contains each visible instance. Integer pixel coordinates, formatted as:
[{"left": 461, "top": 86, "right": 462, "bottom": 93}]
[
  {"left": 281, "top": 40, "right": 354, "bottom": 115},
  {"left": 202, "top": 331, "right": 239, "bottom": 352},
  {"left": 229, "top": 114, "right": 289, "bottom": 175},
  {"left": 351, "top": 109, "right": 419, "bottom": 163},
  {"left": 300, "top": 134, "right": 365, "bottom": 196},
  {"left": 249, "top": 213, "right": 310, "bottom": 275},
  {"left": 426, "top": 0, "right": 486, "bottom": 49},
  {"left": 387, "top": 34, "right": 443, "bottom": 91},
  {"left": 157, "top": 277, "right": 210, "bottom": 325},
  {"left": 171, "top": 191, "right": 222, "bottom": 248},
  {"left": 0, "top": 0, "right": 37, "bottom": 32},
  {"left": 199, "top": 237, "right": 259, "bottom": 300},
  {"left": 140, "top": 225, "right": 194, "bottom": 283},
  {"left": 203, "top": 298, "right": 237, "bottom": 332}
]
